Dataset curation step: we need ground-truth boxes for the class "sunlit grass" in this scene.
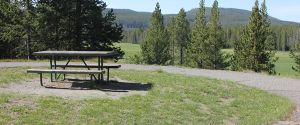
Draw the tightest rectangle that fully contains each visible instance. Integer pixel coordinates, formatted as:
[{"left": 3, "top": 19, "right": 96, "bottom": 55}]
[
  {"left": 0, "top": 68, "right": 294, "bottom": 124},
  {"left": 0, "top": 67, "right": 36, "bottom": 85}
]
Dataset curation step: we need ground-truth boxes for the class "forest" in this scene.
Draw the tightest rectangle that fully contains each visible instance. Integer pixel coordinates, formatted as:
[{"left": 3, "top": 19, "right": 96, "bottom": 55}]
[{"left": 122, "top": 25, "right": 300, "bottom": 52}]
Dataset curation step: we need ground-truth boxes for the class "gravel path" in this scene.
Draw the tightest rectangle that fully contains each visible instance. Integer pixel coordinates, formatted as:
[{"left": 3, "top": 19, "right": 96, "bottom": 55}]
[{"left": 1, "top": 62, "right": 300, "bottom": 124}]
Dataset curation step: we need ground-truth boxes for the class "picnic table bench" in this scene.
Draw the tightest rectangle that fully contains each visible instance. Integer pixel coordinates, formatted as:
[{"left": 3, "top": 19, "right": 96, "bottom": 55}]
[
  {"left": 54, "top": 64, "right": 121, "bottom": 81},
  {"left": 27, "top": 69, "right": 105, "bottom": 86},
  {"left": 27, "top": 51, "right": 120, "bottom": 86}
]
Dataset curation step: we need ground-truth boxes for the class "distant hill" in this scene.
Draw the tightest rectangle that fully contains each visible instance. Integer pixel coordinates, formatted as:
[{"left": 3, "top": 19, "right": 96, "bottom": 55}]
[{"left": 107, "top": 8, "right": 299, "bottom": 28}]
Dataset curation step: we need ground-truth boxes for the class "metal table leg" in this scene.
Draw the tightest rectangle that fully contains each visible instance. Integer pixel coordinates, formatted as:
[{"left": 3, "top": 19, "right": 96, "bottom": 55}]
[
  {"left": 98, "top": 57, "right": 100, "bottom": 83},
  {"left": 50, "top": 57, "right": 53, "bottom": 82},
  {"left": 40, "top": 73, "right": 43, "bottom": 86},
  {"left": 54, "top": 57, "right": 57, "bottom": 80},
  {"left": 80, "top": 57, "right": 97, "bottom": 80},
  {"left": 101, "top": 57, "right": 104, "bottom": 81}
]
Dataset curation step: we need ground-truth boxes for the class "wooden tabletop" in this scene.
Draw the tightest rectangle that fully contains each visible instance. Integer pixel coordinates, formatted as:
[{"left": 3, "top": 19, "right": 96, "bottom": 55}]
[{"left": 33, "top": 51, "right": 118, "bottom": 57}]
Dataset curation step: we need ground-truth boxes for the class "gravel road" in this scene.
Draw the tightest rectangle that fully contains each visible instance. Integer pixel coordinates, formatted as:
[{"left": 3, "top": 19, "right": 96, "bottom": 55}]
[{"left": 0, "top": 62, "right": 300, "bottom": 124}]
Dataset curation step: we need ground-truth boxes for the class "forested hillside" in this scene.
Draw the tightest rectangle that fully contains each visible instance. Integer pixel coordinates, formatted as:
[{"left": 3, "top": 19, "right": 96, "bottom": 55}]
[
  {"left": 119, "top": 7, "right": 300, "bottom": 52},
  {"left": 110, "top": 8, "right": 299, "bottom": 28}
]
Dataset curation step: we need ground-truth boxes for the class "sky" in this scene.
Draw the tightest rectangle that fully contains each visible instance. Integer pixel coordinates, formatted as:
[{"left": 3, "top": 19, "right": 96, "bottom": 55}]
[{"left": 104, "top": 0, "right": 300, "bottom": 23}]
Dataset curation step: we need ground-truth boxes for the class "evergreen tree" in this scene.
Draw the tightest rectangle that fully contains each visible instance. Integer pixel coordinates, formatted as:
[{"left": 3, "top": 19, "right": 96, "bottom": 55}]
[
  {"left": 141, "top": 3, "right": 170, "bottom": 64},
  {"left": 187, "top": 0, "right": 208, "bottom": 68},
  {"left": 36, "top": 0, "right": 124, "bottom": 58},
  {"left": 206, "top": 0, "right": 225, "bottom": 69},
  {"left": 260, "top": 0, "right": 277, "bottom": 73},
  {"left": 175, "top": 8, "right": 190, "bottom": 65},
  {"left": 290, "top": 44, "right": 300, "bottom": 73},
  {"left": 232, "top": 0, "right": 277, "bottom": 73},
  {"left": 21, "top": 0, "right": 38, "bottom": 59},
  {"left": 166, "top": 17, "right": 177, "bottom": 65},
  {"left": 0, "top": 0, "right": 24, "bottom": 58}
]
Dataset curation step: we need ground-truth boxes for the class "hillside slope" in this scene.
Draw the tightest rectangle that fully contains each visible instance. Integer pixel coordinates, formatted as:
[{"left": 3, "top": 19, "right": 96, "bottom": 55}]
[{"left": 107, "top": 8, "right": 299, "bottom": 28}]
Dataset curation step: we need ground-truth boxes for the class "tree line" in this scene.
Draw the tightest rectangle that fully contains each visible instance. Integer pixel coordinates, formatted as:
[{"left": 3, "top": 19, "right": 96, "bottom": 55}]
[
  {"left": 138, "top": 0, "right": 300, "bottom": 74},
  {"left": 141, "top": 0, "right": 225, "bottom": 69},
  {"left": 0, "top": 0, "right": 124, "bottom": 59},
  {"left": 122, "top": 25, "right": 300, "bottom": 52}
]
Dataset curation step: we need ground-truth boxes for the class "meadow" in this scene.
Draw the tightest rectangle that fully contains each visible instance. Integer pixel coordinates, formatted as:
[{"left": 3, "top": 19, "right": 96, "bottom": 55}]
[{"left": 115, "top": 43, "right": 300, "bottom": 78}]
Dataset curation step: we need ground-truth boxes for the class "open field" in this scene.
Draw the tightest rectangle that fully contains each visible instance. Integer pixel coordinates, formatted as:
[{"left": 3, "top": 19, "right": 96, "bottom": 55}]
[
  {"left": 115, "top": 43, "right": 141, "bottom": 58},
  {"left": 116, "top": 43, "right": 300, "bottom": 78},
  {"left": 0, "top": 67, "right": 293, "bottom": 124},
  {"left": 275, "top": 52, "right": 299, "bottom": 77}
]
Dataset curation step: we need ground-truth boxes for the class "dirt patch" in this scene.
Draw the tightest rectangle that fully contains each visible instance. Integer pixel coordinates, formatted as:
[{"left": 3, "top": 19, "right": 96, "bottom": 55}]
[
  {"left": 0, "top": 77, "right": 152, "bottom": 100},
  {"left": 223, "top": 116, "right": 237, "bottom": 125}
]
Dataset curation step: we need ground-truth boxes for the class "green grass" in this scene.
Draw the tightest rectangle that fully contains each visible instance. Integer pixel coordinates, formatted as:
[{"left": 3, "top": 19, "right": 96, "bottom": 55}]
[
  {"left": 0, "top": 67, "right": 294, "bottom": 124},
  {"left": 275, "top": 51, "right": 299, "bottom": 78},
  {"left": 223, "top": 49, "right": 299, "bottom": 78},
  {"left": 0, "top": 59, "right": 48, "bottom": 62},
  {"left": 115, "top": 43, "right": 141, "bottom": 58},
  {"left": 0, "top": 67, "right": 36, "bottom": 85}
]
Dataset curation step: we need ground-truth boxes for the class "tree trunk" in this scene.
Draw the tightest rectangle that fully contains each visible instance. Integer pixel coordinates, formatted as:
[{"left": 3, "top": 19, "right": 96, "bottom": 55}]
[
  {"left": 26, "top": 0, "right": 31, "bottom": 60},
  {"left": 75, "top": 0, "right": 82, "bottom": 50},
  {"left": 180, "top": 47, "right": 183, "bottom": 65}
]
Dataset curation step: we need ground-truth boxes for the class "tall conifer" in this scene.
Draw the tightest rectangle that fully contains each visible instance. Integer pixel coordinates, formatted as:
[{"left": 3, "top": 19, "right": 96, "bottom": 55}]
[
  {"left": 167, "top": 17, "right": 177, "bottom": 65},
  {"left": 232, "top": 0, "right": 277, "bottom": 73},
  {"left": 141, "top": 3, "right": 170, "bottom": 64},
  {"left": 187, "top": 0, "right": 208, "bottom": 68},
  {"left": 207, "top": 0, "right": 225, "bottom": 69},
  {"left": 291, "top": 44, "right": 300, "bottom": 73},
  {"left": 175, "top": 8, "right": 190, "bottom": 65}
]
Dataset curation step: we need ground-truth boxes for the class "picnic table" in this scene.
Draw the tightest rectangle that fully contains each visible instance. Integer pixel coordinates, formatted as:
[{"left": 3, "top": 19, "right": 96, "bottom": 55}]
[{"left": 27, "top": 51, "right": 120, "bottom": 86}]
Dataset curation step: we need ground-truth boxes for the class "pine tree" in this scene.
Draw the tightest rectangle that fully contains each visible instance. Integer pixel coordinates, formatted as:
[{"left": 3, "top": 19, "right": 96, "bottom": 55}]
[
  {"left": 0, "top": 0, "right": 24, "bottom": 58},
  {"left": 206, "top": 0, "right": 225, "bottom": 69},
  {"left": 36, "top": 0, "right": 124, "bottom": 58},
  {"left": 187, "top": 0, "right": 208, "bottom": 68},
  {"left": 175, "top": 8, "right": 190, "bottom": 65},
  {"left": 141, "top": 3, "right": 170, "bottom": 64},
  {"left": 167, "top": 17, "right": 177, "bottom": 65},
  {"left": 260, "top": 0, "right": 277, "bottom": 73},
  {"left": 290, "top": 44, "right": 300, "bottom": 73},
  {"left": 232, "top": 0, "right": 277, "bottom": 73},
  {"left": 21, "top": 0, "right": 37, "bottom": 60}
]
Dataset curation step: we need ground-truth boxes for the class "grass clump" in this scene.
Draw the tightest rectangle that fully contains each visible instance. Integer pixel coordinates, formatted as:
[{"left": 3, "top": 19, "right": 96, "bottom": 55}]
[{"left": 0, "top": 67, "right": 36, "bottom": 85}]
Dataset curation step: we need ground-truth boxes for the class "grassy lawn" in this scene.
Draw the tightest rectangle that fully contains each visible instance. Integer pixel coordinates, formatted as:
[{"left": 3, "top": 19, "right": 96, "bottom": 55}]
[
  {"left": 0, "top": 67, "right": 294, "bottom": 124},
  {"left": 115, "top": 43, "right": 141, "bottom": 58},
  {"left": 275, "top": 52, "right": 299, "bottom": 77},
  {"left": 223, "top": 49, "right": 299, "bottom": 78},
  {"left": 0, "top": 59, "right": 48, "bottom": 62},
  {"left": 0, "top": 67, "right": 36, "bottom": 85}
]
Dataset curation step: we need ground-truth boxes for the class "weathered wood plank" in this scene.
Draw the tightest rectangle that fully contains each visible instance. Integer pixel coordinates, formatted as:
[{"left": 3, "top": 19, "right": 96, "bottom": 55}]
[{"left": 27, "top": 69, "right": 105, "bottom": 74}]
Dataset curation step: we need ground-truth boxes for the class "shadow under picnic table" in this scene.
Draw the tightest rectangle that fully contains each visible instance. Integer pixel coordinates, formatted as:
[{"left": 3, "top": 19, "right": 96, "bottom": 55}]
[{"left": 44, "top": 79, "right": 153, "bottom": 92}]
